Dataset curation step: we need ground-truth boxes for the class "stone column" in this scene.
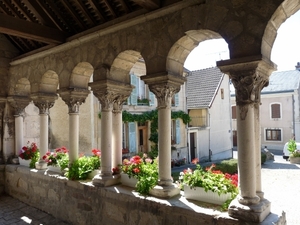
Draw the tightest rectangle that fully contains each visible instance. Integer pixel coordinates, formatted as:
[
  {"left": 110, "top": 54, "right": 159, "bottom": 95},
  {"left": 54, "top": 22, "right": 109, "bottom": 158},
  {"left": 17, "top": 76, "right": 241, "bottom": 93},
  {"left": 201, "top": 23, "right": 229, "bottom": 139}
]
[
  {"left": 217, "top": 56, "right": 275, "bottom": 223},
  {"left": 59, "top": 88, "right": 90, "bottom": 164},
  {"left": 31, "top": 94, "right": 57, "bottom": 169},
  {"left": 7, "top": 96, "right": 30, "bottom": 163},
  {"left": 89, "top": 80, "right": 132, "bottom": 186},
  {"left": 142, "top": 73, "right": 185, "bottom": 198}
]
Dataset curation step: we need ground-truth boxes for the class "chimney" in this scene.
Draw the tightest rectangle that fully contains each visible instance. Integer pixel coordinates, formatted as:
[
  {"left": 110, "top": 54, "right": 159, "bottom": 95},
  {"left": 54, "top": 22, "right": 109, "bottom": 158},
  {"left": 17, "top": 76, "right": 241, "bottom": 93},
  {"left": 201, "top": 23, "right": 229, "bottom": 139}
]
[{"left": 296, "top": 62, "right": 300, "bottom": 71}]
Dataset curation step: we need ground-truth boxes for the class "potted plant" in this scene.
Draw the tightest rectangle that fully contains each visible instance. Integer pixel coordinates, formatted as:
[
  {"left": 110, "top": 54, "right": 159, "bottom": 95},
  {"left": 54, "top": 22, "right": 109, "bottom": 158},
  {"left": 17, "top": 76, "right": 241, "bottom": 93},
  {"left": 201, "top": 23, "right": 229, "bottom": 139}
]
[
  {"left": 42, "top": 146, "right": 69, "bottom": 173},
  {"left": 65, "top": 149, "right": 101, "bottom": 180},
  {"left": 87, "top": 149, "right": 101, "bottom": 178},
  {"left": 178, "top": 158, "right": 238, "bottom": 207},
  {"left": 121, "top": 154, "right": 158, "bottom": 194},
  {"left": 287, "top": 139, "right": 300, "bottom": 164},
  {"left": 18, "top": 142, "right": 40, "bottom": 168}
]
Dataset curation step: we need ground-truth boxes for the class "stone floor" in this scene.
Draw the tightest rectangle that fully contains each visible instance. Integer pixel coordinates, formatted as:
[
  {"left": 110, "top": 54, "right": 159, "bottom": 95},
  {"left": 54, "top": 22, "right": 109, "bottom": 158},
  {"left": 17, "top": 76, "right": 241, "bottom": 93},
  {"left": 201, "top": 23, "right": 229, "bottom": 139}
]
[{"left": 0, "top": 194, "right": 70, "bottom": 225}]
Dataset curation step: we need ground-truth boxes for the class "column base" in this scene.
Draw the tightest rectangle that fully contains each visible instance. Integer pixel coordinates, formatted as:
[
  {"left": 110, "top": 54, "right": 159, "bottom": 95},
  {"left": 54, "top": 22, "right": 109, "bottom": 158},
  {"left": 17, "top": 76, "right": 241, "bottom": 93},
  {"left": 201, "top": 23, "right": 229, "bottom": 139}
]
[
  {"left": 35, "top": 160, "right": 48, "bottom": 170},
  {"left": 228, "top": 198, "right": 271, "bottom": 223},
  {"left": 11, "top": 156, "right": 19, "bottom": 164},
  {"left": 92, "top": 174, "right": 121, "bottom": 187},
  {"left": 149, "top": 183, "right": 180, "bottom": 199}
]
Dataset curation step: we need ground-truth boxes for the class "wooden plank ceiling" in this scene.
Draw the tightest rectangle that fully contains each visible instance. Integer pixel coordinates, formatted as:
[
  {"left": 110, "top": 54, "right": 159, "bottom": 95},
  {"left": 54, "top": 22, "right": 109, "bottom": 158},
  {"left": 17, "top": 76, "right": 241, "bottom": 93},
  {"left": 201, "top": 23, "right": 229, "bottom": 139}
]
[{"left": 0, "top": 0, "right": 168, "bottom": 56}]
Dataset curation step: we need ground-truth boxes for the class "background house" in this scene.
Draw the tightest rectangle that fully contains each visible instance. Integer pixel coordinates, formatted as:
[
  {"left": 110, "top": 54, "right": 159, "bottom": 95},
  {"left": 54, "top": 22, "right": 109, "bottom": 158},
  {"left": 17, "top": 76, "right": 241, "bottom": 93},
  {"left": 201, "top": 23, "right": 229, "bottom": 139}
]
[
  {"left": 186, "top": 67, "right": 233, "bottom": 162},
  {"left": 231, "top": 64, "right": 300, "bottom": 152}
]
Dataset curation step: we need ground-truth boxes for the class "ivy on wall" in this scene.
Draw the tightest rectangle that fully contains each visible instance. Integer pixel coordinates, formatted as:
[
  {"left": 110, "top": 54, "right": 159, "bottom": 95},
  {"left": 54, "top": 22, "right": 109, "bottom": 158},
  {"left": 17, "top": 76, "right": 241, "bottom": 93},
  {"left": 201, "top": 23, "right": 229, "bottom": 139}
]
[{"left": 98, "top": 109, "right": 191, "bottom": 145}]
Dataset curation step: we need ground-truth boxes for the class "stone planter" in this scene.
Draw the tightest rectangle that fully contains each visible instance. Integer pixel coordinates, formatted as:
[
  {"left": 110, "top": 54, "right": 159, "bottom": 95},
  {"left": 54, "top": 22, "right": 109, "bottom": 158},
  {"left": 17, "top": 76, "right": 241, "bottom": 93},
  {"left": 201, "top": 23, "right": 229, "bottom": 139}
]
[
  {"left": 290, "top": 157, "right": 300, "bottom": 164},
  {"left": 88, "top": 169, "right": 100, "bottom": 179},
  {"left": 120, "top": 173, "right": 138, "bottom": 188},
  {"left": 47, "top": 166, "right": 63, "bottom": 174},
  {"left": 184, "top": 185, "right": 231, "bottom": 205},
  {"left": 18, "top": 158, "right": 31, "bottom": 167}
]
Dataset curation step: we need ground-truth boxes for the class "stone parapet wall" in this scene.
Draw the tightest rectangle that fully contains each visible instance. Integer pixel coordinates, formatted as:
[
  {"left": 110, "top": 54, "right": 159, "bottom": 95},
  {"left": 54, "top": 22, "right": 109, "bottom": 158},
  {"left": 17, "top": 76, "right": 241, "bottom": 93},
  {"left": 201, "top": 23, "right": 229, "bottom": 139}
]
[{"left": 4, "top": 165, "right": 285, "bottom": 225}]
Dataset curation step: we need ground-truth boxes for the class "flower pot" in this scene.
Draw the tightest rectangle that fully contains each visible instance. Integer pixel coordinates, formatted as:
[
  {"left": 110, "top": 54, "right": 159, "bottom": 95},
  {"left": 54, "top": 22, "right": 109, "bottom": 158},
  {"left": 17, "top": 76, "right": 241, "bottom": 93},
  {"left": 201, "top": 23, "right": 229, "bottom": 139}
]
[
  {"left": 19, "top": 158, "right": 31, "bottom": 167},
  {"left": 120, "top": 173, "right": 138, "bottom": 188},
  {"left": 184, "top": 185, "right": 231, "bottom": 205},
  {"left": 47, "top": 165, "right": 63, "bottom": 174},
  {"left": 290, "top": 157, "right": 300, "bottom": 164},
  {"left": 88, "top": 169, "right": 100, "bottom": 179}
]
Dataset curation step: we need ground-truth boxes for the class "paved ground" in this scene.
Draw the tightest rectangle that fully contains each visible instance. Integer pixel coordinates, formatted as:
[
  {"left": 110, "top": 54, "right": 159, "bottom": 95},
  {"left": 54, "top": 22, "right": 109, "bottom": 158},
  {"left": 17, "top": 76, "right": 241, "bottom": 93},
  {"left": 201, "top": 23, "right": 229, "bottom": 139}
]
[
  {"left": 0, "top": 151, "right": 298, "bottom": 225},
  {"left": 0, "top": 195, "right": 70, "bottom": 225}
]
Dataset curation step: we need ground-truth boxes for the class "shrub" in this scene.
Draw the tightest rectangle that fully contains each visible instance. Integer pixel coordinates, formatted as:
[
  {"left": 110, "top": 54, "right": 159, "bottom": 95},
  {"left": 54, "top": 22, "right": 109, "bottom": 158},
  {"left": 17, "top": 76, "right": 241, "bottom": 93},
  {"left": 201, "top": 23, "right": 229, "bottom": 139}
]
[
  {"left": 261, "top": 152, "right": 267, "bottom": 164},
  {"left": 214, "top": 159, "right": 238, "bottom": 174}
]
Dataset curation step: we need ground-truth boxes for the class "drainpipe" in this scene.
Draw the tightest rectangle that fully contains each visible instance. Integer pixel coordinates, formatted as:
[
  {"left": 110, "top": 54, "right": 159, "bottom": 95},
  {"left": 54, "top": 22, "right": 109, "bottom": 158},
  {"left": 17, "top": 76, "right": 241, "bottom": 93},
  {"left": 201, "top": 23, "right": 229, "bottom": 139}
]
[
  {"left": 208, "top": 110, "right": 211, "bottom": 162},
  {"left": 292, "top": 94, "right": 295, "bottom": 139}
]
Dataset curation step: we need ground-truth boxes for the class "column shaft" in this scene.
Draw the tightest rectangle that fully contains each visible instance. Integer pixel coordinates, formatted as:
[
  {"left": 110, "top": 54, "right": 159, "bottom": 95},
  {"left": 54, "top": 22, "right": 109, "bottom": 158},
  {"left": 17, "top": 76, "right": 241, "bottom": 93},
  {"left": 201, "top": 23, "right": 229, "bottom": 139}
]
[
  {"left": 101, "top": 110, "right": 112, "bottom": 176},
  {"left": 39, "top": 114, "right": 48, "bottom": 157},
  {"left": 158, "top": 107, "right": 172, "bottom": 185},
  {"left": 112, "top": 111, "right": 122, "bottom": 169},
  {"left": 15, "top": 115, "right": 23, "bottom": 155},
  {"left": 69, "top": 113, "right": 79, "bottom": 163}
]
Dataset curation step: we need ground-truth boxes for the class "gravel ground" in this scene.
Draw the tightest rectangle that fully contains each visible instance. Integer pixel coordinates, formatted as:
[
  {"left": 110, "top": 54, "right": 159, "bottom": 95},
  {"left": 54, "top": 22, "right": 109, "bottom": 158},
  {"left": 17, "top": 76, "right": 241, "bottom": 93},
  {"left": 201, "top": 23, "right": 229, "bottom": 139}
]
[{"left": 261, "top": 156, "right": 300, "bottom": 225}]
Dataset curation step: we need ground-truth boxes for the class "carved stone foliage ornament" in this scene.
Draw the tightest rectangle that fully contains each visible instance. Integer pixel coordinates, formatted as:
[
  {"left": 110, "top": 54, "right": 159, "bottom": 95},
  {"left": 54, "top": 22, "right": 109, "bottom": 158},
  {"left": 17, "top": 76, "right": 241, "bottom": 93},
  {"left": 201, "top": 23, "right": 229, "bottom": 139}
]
[
  {"left": 33, "top": 101, "right": 55, "bottom": 114},
  {"left": 7, "top": 96, "right": 30, "bottom": 116},
  {"left": 149, "top": 84, "right": 180, "bottom": 109},
  {"left": 59, "top": 88, "right": 90, "bottom": 114},
  {"left": 113, "top": 94, "right": 130, "bottom": 113},
  {"left": 94, "top": 91, "right": 118, "bottom": 112}
]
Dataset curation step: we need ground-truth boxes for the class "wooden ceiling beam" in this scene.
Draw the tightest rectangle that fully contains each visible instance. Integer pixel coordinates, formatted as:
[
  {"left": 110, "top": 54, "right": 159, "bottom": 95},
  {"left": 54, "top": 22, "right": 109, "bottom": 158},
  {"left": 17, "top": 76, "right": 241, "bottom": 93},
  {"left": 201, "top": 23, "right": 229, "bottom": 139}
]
[
  {"left": 88, "top": 0, "right": 107, "bottom": 22},
  {"left": 131, "top": 0, "right": 160, "bottom": 10},
  {"left": 102, "top": 0, "right": 117, "bottom": 18},
  {"left": 74, "top": 0, "right": 97, "bottom": 25},
  {"left": 0, "top": 13, "right": 66, "bottom": 44},
  {"left": 60, "top": 1, "right": 86, "bottom": 30}
]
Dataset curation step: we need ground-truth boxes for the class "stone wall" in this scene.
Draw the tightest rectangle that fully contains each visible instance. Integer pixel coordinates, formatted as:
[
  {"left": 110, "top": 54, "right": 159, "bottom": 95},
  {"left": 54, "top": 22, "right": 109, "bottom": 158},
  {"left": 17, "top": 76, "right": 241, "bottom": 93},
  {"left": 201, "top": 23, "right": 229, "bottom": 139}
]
[
  {"left": 4, "top": 165, "right": 286, "bottom": 225},
  {"left": 0, "top": 165, "right": 4, "bottom": 194}
]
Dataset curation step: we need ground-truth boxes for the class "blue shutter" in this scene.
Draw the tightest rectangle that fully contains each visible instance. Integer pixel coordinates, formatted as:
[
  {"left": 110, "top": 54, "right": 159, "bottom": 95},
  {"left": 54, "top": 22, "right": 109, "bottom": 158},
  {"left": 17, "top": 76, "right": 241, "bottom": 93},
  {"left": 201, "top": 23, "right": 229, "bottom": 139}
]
[
  {"left": 130, "top": 74, "right": 138, "bottom": 105},
  {"left": 174, "top": 93, "right": 179, "bottom": 107},
  {"left": 175, "top": 119, "right": 181, "bottom": 144},
  {"left": 128, "top": 122, "right": 136, "bottom": 153},
  {"left": 149, "top": 91, "right": 155, "bottom": 106}
]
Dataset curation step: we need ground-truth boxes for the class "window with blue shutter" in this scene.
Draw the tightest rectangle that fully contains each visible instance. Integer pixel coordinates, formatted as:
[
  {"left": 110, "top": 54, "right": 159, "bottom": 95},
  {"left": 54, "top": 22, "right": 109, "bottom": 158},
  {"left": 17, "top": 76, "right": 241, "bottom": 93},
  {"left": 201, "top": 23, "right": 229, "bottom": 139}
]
[
  {"left": 175, "top": 119, "right": 181, "bottom": 144},
  {"left": 128, "top": 122, "right": 137, "bottom": 153},
  {"left": 174, "top": 93, "right": 179, "bottom": 107},
  {"left": 149, "top": 91, "right": 155, "bottom": 106},
  {"left": 130, "top": 74, "right": 138, "bottom": 105}
]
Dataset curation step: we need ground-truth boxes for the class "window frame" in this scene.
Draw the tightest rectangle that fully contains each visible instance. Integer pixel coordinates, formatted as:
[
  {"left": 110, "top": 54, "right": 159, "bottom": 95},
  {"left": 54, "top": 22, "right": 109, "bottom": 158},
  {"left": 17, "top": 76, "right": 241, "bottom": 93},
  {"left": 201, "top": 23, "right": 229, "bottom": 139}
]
[
  {"left": 270, "top": 102, "right": 282, "bottom": 120},
  {"left": 265, "top": 128, "right": 282, "bottom": 142}
]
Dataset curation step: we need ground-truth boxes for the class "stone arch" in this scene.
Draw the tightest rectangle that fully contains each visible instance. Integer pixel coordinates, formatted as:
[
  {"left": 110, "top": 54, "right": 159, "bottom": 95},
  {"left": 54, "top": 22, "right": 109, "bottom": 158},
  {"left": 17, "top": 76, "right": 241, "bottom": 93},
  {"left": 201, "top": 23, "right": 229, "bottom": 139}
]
[
  {"left": 166, "top": 30, "right": 225, "bottom": 76},
  {"left": 262, "top": 0, "right": 300, "bottom": 60},
  {"left": 14, "top": 78, "right": 31, "bottom": 96},
  {"left": 108, "top": 50, "right": 143, "bottom": 84},
  {"left": 30, "top": 70, "right": 59, "bottom": 94},
  {"left": 70, "top": 62, "right": 94, "bottom": 89}
]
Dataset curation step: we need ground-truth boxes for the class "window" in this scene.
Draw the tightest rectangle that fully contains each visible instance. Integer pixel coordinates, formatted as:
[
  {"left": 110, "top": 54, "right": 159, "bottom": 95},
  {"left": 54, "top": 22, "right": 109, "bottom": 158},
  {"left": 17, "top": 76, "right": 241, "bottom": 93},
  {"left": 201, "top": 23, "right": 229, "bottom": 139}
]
[
  {"left": 188, "top": 109, "right": 208, "bottom": 127},
  {"left": 271, "top": 103, "right": 281, "bottom": 119},
  {"left": 171, "top": 93, "right": 179, "bottom": 107},
  {"left": 266, "top": 129, "right": 281, "bottom": 141},
  {"left": 232, "top": 106, "right": 236, "bottom": 119},
  {"left": 171, "top": 119, "right": 181, "bottom": 144},
  {"left": 221, "top": 88, "right": 224, "bottom": 99}
]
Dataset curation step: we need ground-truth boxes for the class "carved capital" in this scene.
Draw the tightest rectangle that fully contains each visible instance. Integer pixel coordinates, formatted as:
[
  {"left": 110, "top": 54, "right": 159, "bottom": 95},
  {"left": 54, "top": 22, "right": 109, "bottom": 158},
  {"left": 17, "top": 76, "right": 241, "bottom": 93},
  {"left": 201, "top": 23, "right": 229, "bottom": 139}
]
[
  {"left": 89, "top": 79, "right": 133, "bottom": 112},
  {"left": 31, "top": 93, "right": 57, "bottom": 114},
  {"left": 7, "top": 95, "right": 31, "bottom": 116},
  {"left": 149, "top": 84, "right": 179, "bottom": 109},
  {"left": 58, "top": 88, "right": 90, "bottom": 113}
]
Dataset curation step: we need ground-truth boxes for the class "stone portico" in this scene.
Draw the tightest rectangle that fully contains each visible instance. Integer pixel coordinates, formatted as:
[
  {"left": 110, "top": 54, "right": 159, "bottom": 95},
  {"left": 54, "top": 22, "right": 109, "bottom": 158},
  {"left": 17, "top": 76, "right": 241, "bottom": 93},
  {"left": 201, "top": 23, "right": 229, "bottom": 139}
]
[{"left": 0, "top": 0, "right": 297, "bottom": 224}]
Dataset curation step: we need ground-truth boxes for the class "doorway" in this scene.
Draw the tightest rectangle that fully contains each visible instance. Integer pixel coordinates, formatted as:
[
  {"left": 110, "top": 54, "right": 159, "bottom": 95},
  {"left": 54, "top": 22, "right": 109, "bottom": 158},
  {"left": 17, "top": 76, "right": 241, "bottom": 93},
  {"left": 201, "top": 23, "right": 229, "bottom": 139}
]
[
  {"left": 189, "top": 132, "right": 196, "bottom": 161},
  {"left": 138, "top": 126, "right": 148, "bottom": 153}
]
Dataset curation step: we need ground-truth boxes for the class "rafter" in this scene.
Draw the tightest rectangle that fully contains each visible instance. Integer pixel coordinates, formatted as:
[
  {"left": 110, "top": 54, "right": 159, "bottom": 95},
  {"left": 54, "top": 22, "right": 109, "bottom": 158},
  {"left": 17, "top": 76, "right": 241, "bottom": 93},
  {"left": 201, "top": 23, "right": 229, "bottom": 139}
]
[
  {"left": 131, "top": 0, "right": 160, "bottom": 10},
  {"left": 88, "top": 0, "right": 107, "bottom": 22},
  {"left": 0, "top": 14, "right": 66, "bottom": 44},
  {"left": 60, "top": 1, "right": 86, "bottom": 30},
  {"left": 73, "top": 0, "right": 97, "bottom": 26}
]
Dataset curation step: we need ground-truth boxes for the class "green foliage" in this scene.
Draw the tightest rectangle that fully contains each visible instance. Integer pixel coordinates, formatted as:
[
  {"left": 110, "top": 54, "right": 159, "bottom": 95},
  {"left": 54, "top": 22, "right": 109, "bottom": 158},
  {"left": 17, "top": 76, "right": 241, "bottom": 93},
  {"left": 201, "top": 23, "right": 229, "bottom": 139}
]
[
  {"left": 287, "top": 139, "right": 297, "bottom": 153},
  {"left": 261, "top": 152, "right": 267, "bottom": 164},
  {"left": 121, "top": 155, "right": 158, "bottom": 195},
  {"left": 66, "top": 156, "right": 98, "bottom": 180},
  {"left": 147, "top": 145, "right": 158, "bottom": 159},
  {"left": 43, "top": 147, "right": 69, "bottom": 171},
  {"left": 122, "top": 110, "right": 190, "bottom": 146},
  {"left": 30, "top": 152, "right": 40, "bottom": 168},
  {"left": 214, "top": 159, "right": 238, "bottom": 174}
]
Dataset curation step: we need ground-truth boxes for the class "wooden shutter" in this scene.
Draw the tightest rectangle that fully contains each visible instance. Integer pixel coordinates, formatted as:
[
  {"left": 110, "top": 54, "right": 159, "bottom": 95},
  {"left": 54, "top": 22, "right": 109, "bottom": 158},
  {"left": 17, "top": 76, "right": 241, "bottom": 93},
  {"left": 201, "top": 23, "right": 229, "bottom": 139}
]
[
  {"left": 175, "top": 119, "right": 181, "bottom": 144},
  {"left": 271, "top": 104, "right": 281, "bottom": 118},
  {"left": 149, "top": 91, "right": 155, "bottom": 106},
  {"left": 130, "top": 74, "right": 137, "bottom": 105},
  {"left": 128, "top": 122, "right": 136, "bottom": 153},
  {"left": 232, "top": 106, "right": 236, "bottom": 119},
  {"left": 174, "top": 93, "right": 179, "bottom": 106}
]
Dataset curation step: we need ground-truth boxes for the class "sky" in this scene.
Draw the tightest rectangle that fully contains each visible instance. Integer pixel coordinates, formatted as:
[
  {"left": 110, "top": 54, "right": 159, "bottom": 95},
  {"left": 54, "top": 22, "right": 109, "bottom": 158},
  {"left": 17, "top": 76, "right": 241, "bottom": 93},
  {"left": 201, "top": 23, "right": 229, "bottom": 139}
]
[{"left": 184, "top": 10, "right": 300, "bottom": 72}]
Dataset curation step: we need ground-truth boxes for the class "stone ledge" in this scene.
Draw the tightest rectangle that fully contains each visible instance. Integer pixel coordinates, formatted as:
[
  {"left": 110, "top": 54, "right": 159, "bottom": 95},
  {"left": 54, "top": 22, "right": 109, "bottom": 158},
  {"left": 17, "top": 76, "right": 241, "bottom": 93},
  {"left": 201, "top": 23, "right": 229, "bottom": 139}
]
[{"left": 4, "top": 165, "right": 286, "bottom": 225}]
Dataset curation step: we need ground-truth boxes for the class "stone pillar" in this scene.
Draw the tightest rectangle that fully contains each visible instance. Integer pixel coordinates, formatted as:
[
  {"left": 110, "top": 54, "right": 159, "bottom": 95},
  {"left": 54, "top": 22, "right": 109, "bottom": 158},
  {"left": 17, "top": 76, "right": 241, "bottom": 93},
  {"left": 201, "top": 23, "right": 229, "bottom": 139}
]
[
  {"left": 7, "top": 96, "right": 30, "bottom": 163},
  {"left": 0, "top": 100, "right": 5, "bottom": 164},
  {"left": 59, "top": 88, "right": 90, "bottom": 164},
  {"left": 112, "top": 96, "right": 127, "bottom": 170},
  {"left": 217, "top": 56, "right": 275, "bottom": 223},
  {"left": 89, "top": 80, "right": 132, "bottom": 186},
  {"left": 142, "top": 73, "right": 185, "bottom": 198},
  {"left": 31, "top": 94, "right": 57, "bottom": 169}
]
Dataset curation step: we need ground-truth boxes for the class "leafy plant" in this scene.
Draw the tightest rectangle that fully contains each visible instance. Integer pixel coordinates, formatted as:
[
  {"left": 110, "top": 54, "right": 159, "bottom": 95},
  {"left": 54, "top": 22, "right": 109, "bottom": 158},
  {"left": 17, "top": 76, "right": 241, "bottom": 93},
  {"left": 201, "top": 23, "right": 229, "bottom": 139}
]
[
  {"left": 287, "top": 139, "right": 300, "bottom": 157},
  {"left": 18, "top": 142, "right": 40, "bottom": 168},
  {"left": 42, "top": 146, "right": 69, "bottom": 171},
  {"left": 121, "top": 155, "right": 158, "bottom": 194},
  {"left": 178, "top": 158, "right": 238, "bottom": 209},
  {"left": 66, "top": 156, "right": 94, "bottom": 180}
]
